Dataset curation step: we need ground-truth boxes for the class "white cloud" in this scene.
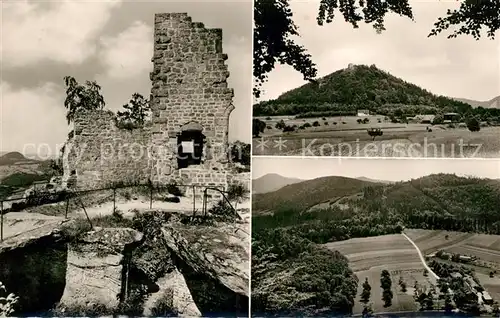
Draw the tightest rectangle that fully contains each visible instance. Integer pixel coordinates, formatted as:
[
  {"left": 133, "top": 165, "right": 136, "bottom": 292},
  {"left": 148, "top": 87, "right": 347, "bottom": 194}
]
[
  {"left": 99, "top": 21, "right": 154, "bottom": 79},
  {"left": 1, "top": 81, "right": 68, "bottom": 157},
  {"left": 1, "top": 0, "right": 122, "bottom": 68}
]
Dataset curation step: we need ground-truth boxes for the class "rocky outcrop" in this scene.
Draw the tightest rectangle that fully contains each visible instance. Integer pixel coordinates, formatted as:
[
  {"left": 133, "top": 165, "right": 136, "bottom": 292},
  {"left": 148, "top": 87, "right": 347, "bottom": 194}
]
[
  {"left": 162, "top": 221, "right": 249, "bottom": 297},
  {"left": 142, "top": 268, "right": 201, "bottom": 317},
  {"left": 58, "top": 227, "right": 143, "bottom": 311}
]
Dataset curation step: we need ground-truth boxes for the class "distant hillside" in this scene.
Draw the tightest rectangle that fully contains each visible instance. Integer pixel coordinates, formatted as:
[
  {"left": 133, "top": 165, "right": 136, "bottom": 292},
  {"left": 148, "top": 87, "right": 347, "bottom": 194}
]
[
  {"left": 254, "top": 64, "right": 474, "bottom": 117},
  {"left": 252, "top": 176, "right": 373, "bottom": 212},
  {"left": 254, "top": 173, "right": 500, "bottom": 222},
  {"left": 356, "top": 176, "right": 393, "bottom": 184},
  {"left": 453, "top": 95, "right": 500, "bottom": 109},
  {"left": 0, "top": 152, "right": 29, "bottom": 165},
  {"left": 252, "top": 173, "right": 303, "bottom": 194}
]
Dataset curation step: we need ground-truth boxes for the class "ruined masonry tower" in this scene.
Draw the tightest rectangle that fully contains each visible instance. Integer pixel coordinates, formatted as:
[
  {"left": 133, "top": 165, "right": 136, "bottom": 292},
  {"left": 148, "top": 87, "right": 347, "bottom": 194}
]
[
  {"left": 149, "top": 13, "right": 235, "bottom": 184},
  {"left": 63, "top": 13, "right": 237, "bottom": 191}
]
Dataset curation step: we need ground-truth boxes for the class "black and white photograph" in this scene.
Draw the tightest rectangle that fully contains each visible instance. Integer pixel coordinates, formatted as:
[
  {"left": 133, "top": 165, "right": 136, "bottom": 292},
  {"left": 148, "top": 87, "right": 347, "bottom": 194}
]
[
  {"left": 252, "top": 157, "right": 500, "bottom": 316},
  {"left": 252, "top": 0, "right": 500, "bottom": 158},
  {"left": 0, "top": 1, "right": 251, "bottom": 316}
]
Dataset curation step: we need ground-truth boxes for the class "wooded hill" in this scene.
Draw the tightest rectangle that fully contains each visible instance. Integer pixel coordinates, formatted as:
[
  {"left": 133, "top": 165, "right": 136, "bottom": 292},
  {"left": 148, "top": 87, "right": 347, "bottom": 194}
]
[{"left": 254, "top": 64, "right": 499, "bottom": 119}]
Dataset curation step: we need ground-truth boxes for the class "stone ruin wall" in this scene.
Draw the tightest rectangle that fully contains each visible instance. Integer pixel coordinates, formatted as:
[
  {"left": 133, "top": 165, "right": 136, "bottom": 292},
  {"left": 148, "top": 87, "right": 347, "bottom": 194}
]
[
  {"left": 63, "top": 13, "right": 237, "bottom": 195},
  {"left": 149, "top": 13, "right": 235, "bottom": 183},
  {"left": 64, "top": 110, "right": 152, "bottom": 189}
]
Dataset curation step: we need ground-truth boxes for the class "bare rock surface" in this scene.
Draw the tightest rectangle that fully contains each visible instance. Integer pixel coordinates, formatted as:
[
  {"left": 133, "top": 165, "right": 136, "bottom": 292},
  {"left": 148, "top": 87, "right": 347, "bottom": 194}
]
[
  {"left": 162, "top": 221, "right": 249, "bottom": 297},
  {"left": 142, "top": 268, "right": 201, "bottom": 317},
  {"left": 59, "top": 227, "right": 143, "bottom": 310}
]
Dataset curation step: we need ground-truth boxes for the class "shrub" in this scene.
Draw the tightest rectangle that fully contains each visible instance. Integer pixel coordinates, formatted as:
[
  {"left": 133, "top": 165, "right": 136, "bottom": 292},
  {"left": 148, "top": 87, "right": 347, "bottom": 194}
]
[
  {"left": 312, "top": 121, "right": 320, "bottom": 127},
  {"left": 0, "top": 281, "right": 19, "bottom": 317},
  {"left": 163, "top": 196, "right": 180, "bottom": 203},
  {"left": 466, "top": 117, "right": 480, "bottom": 132},
  {"left": 282, "top": 125, "right": 295, "bottom": 132},
  {"left": 230, "top": 141, "right": 250, "bottom": 166},
  {"left": 432, "top": 114, "right": 444, "bottom": 125},
  {"left": 166, "top": 183, "right": 183, "bottom": 197},
  {"left": 303, "top": 122, "right": 312, "bottom": 128},
  {"left": 227, "top": 183, "right": 249, "bottom": 202},
  {"left": 324, "top": 122, "right": 329, "bottom": 125},
  {"left": 253, "top": 119, "right": 266, "bottom": 137},
  {"left": 275, "top": 120, "right": 286, "bottom": 130}
]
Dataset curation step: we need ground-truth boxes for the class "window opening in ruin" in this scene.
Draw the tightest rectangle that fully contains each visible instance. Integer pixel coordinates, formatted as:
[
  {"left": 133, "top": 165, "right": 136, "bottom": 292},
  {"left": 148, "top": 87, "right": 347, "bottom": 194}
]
[{"left": 177, "top": 124, "right": 205, "bottom": 169}]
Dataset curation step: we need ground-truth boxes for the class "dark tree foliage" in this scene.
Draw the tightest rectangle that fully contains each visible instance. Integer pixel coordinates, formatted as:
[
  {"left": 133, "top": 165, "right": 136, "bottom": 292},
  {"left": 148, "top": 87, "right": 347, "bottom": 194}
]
[
  {"left": 466, "top": 116, "right": 481, "bottom": 132},
  {"left": 230, "top": 141, "right": 251, "bottom": 166},
  {"left": 253, "top": 0, "right": 316, "bottom": 98},
  {"left": 116, "top": 93, "right": 151, "bottom": 129},
  {"left": 254, "top": 0, "right": 499, "bottom": 97},
  {"left": 63, "top": 76, "right": 105, "bottom": 124},
  {"left": 253, "top": 118, "right": 267, "bottom": 137},
  {"left": 360, "top": 278, "right": 371, "bottom": 304}
]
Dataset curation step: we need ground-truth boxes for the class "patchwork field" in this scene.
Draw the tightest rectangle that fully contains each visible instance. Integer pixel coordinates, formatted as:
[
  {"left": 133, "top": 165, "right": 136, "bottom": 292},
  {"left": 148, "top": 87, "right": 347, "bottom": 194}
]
[
  {"left": 253, "top": 116, "right": 500, "bottom": 158},
  {"left": 404, "top": 229, "right": 500, "bottom": 262},
  {"left": 324, "top": 234, "right": 433, "bottom": 314}
]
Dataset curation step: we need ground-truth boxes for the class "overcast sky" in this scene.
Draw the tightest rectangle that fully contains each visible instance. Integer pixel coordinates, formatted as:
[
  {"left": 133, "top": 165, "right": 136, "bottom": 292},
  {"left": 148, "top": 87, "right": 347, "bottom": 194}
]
[
  {"left": 258, "top": 0, "right": 500, "bottom": 102},
  {"left": 0, "top": 0, "right": 252, "bottom": 157},
  {"left": 252, "top": 157, "right": 500, "bottom": 181}
]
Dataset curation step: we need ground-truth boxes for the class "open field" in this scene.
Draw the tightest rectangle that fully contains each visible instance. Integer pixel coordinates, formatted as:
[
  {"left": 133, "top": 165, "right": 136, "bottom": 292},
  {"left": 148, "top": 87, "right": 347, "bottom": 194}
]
[
  {"left": 324, "top": 234, "right": 434, "bottom": 314},
  {"left": 253, "top": 115, "right": 500, "bottom": 157},
  {"left": 403, "top": 229, "right": 475, "bottom": 254},
  {"left": 404, "top": 229, "right": 500, "bottom": 261}
]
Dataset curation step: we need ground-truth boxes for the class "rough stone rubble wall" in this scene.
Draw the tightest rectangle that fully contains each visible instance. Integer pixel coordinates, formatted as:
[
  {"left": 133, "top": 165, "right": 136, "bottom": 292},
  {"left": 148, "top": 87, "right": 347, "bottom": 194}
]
[
  {"left": 63, "top": 13, "right": 238, "bottom": 192},
  {"left": 149, "top": 12, "right": 235, "bottom": 184},
  {"left": 65, "top": 110, "right": 151, "bottom": 189}
]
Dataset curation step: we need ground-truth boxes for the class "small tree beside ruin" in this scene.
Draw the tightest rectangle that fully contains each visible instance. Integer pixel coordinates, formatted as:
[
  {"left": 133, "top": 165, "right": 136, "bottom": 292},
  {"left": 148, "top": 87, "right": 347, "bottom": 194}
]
[
  {"left": 116, "top": 93, "right": 151, "bottom": 129},
  {"left": 63, "top": 76, "right": 105, "bottom": 125}
]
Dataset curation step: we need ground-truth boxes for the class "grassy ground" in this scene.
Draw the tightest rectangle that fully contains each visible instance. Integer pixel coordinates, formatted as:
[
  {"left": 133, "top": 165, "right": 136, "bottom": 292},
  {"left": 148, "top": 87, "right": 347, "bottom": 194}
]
[{"left": 253, "top": 116, "right": 500, "bottom": 157}]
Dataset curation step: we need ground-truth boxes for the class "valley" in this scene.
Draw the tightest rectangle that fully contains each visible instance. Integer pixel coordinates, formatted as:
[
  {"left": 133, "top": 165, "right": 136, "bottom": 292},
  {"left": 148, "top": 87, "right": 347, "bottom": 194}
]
[{"left": 251, "top": 158, "right": 500, "bottom": 316}]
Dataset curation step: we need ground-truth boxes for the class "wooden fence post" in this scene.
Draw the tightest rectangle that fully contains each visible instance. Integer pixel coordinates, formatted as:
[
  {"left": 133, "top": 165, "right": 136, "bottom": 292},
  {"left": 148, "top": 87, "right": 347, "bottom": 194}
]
[
  {"left": 1, "top": 201, "right": 3, "bottom": 242},
  {"left": 192, "top": 185, "right": 196, "bottom": 215},
  {"left": 113, "top": 188, "right": 116, "bottom": 212},
  {"left": 149, "top": 185, "right": 153, "bottom": 209}
]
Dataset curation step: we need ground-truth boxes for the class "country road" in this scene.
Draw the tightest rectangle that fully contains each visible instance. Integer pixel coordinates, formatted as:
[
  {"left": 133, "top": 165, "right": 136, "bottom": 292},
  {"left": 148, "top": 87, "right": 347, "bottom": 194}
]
[{"left": 402, "top": 232, "right": 440, "bottom": 281}]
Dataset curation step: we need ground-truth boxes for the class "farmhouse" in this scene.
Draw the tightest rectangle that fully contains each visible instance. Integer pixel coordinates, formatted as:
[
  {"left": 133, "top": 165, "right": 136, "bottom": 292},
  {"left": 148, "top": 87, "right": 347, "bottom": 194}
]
[
  {"left": 357, "top": 109, "right": 370, "bottom": 116},
  {"left": 62, "top": 13, "right": 245, "bottom": 194},
  {"left": 450, "top": 272, "right": 462, "bottom": 279},
  {"left": 459, "top": 255, "right": 473, "bottom": 263},
  {"left": 482, "top": 291, "right": 493, "bottom": 304},
  {"left": 443, "top": 112, "right": 460, "bottom": 123}
]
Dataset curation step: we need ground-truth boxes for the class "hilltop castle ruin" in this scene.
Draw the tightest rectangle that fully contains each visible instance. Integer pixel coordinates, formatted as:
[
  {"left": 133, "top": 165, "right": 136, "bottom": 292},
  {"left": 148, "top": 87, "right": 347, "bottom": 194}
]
[{"left": 62, "top": 13, "right": 242, "bottom": 192}]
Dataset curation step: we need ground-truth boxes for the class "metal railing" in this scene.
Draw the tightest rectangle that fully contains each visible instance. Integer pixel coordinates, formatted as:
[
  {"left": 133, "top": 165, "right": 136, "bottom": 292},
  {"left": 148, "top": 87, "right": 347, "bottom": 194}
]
[{"left": 0, "top": 181, "right": 232, "bottom": 242}]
